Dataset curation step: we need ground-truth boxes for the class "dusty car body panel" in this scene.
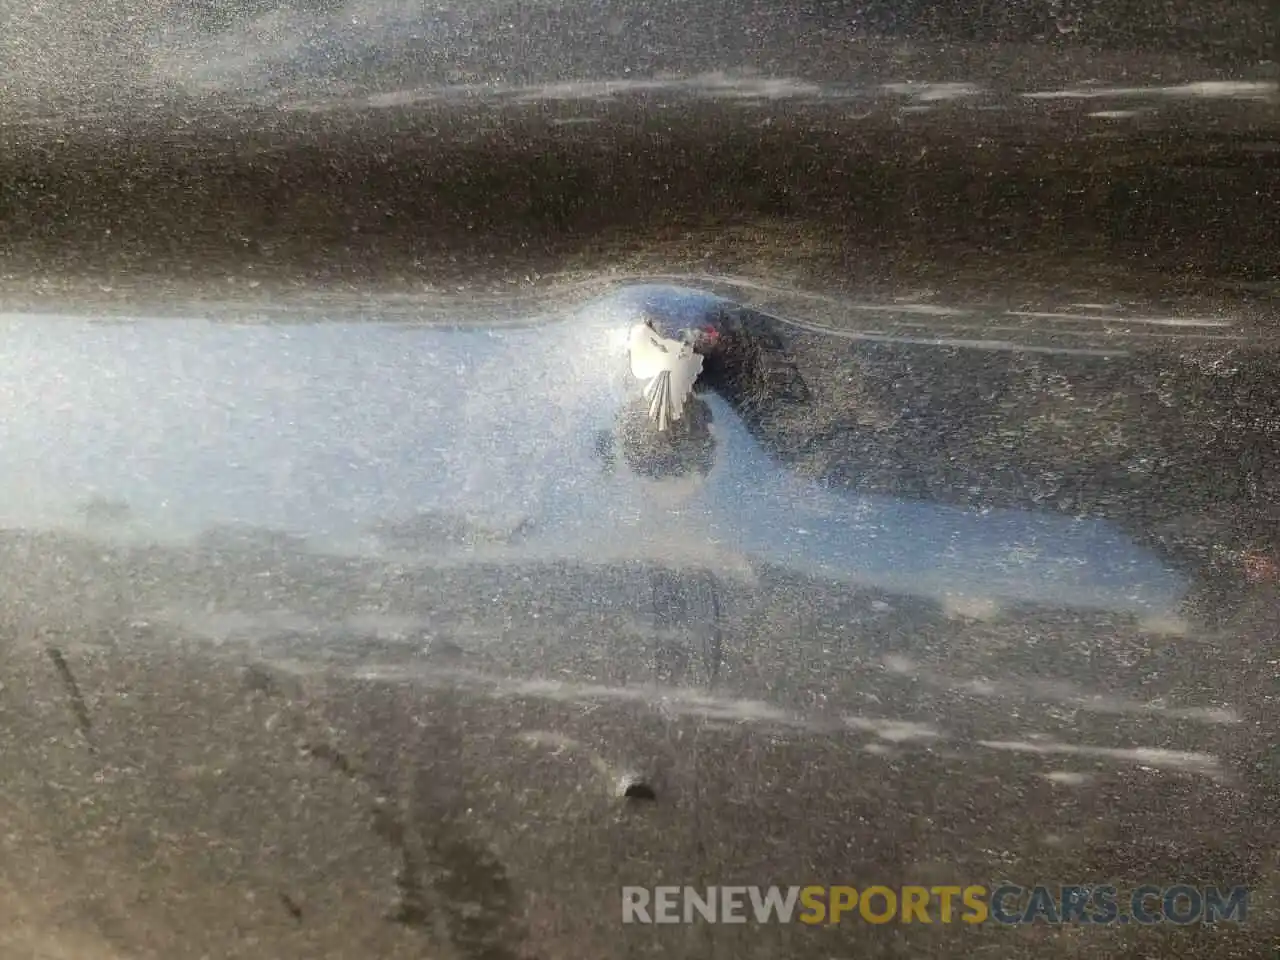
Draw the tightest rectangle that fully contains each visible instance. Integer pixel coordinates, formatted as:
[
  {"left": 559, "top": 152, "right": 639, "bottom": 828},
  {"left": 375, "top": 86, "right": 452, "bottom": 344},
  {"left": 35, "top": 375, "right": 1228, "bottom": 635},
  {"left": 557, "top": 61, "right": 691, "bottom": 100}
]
[{"left": 0, "top": 2, "right": 1278, "bottom": 958}]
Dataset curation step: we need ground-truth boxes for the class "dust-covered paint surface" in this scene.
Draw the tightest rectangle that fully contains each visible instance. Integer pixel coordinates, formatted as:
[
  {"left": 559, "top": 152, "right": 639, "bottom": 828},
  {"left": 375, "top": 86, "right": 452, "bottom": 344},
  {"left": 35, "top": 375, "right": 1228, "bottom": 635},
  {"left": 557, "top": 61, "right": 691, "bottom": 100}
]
[
  {"left": 0, "top": 1, "right": 1278, "bottom": 958},
  {"left": 0, "top": 287, "right": 1276, "bottom": 959}
]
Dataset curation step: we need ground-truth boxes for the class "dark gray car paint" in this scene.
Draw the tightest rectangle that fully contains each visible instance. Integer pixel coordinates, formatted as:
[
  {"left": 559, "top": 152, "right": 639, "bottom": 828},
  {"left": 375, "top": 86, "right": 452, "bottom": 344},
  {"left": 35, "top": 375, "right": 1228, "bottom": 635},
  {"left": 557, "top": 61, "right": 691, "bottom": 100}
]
[{"left": 0, "top": 2, "right": 1277, "bottom": 959}]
